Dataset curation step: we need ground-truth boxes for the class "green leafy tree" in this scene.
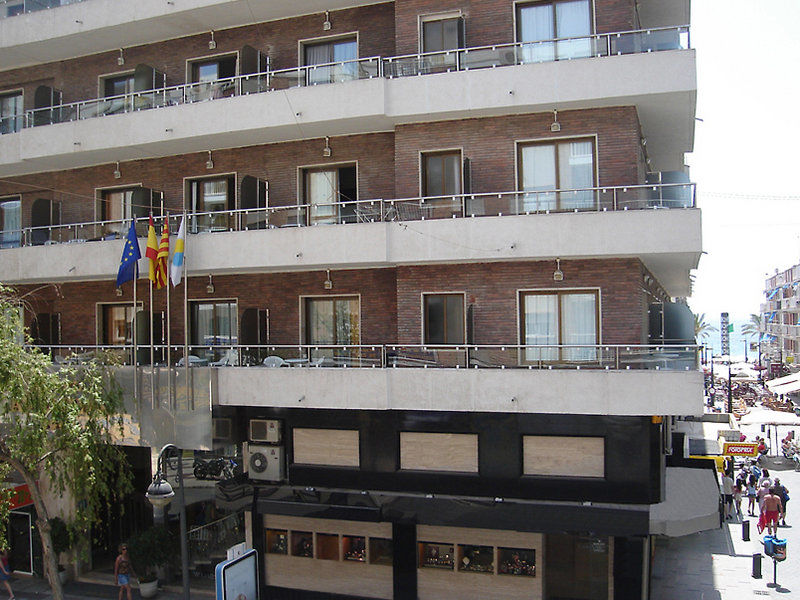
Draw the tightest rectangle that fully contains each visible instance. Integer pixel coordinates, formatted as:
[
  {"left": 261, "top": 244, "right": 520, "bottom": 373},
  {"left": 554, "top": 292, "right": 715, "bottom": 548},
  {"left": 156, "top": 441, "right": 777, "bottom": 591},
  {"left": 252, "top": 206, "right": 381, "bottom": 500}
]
[
  {"left": 0, "top": 286, "right": 132, "bottom": 600},
  {"left": 694, "top": 312, "right": 718, "bottom": 341},
  {"left": 741, "top": 313, "right": 762, "bottom": 340}
]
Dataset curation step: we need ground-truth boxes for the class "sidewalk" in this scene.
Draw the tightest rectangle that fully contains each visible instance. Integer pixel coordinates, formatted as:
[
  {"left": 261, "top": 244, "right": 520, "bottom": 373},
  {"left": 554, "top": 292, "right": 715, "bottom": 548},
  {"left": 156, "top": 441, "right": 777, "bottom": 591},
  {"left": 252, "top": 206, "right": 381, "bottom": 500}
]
[
  {"left": 7, "top": 574, "right": 215, "bottom": 600},
  {"left": 652, "top": 451, "right": 798, "bottom": 598}
]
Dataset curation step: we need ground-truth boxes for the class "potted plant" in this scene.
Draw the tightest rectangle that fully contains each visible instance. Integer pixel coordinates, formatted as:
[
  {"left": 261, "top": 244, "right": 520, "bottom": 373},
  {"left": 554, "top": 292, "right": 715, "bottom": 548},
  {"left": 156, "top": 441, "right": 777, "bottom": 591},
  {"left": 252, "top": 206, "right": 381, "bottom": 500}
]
[
  {"left": 127, "top": 525, "right": 177, "bottom": 598},
  {"left": 48, "top": 516, "right": 72, "bottom": 585}
]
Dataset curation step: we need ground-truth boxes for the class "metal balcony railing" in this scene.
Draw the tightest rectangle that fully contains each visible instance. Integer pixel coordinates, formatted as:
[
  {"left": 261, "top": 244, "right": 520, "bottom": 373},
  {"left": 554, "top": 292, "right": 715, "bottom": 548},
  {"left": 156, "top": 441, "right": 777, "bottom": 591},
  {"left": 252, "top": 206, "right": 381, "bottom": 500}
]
[
  {"left": 31, "top": 343, "right": 700, "bottom": 371},
  {"left": 5, "top": 25, "right": 690, "bottom": 132},
  {"left": 2, "top": 182, "right": 696, "bottom": 249},
  {"left": 1, "top": 0, "right": 83, "bottom": 19}
]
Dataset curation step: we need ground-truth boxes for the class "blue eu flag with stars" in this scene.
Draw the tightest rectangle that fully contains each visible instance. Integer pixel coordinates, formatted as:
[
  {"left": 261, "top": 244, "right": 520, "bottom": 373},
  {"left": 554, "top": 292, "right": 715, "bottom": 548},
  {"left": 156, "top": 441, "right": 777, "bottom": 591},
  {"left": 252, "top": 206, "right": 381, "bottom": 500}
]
[{"left": 116, "top": 221, "right": 142, "bottom": 287}]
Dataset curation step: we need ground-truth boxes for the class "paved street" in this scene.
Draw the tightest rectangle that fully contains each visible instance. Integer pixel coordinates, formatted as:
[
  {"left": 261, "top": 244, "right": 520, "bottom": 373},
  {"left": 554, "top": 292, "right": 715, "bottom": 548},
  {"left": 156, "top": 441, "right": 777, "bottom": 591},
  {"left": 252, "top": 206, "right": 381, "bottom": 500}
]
[
  {"left": 4, "top": 576, "right": 215, "bottom": 600},
  {"left": 653, "top": 415, "right": 800, "bottom": 599}
]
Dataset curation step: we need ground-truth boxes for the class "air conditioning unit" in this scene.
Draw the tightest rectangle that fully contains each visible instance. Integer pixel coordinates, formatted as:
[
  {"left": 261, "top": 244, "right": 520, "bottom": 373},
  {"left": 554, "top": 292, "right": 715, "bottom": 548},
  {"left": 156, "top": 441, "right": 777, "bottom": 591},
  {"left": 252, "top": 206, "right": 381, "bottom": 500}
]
[
  {"left": 213, "top": 418, "right": 232, "bottom": 440},
  {"left": 245, "top": 443, "right": 285, "bottom": 482},
  {"left": 250, "top": 419, "right": 281, "bottom": 444}
]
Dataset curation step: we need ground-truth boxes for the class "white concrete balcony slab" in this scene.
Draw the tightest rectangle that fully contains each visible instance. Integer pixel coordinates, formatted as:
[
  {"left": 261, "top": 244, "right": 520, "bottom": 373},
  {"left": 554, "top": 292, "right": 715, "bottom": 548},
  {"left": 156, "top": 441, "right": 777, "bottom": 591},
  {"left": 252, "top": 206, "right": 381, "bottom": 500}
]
[
  {"left": 0, "top": 47, "right": 696, "bottom": 176},
  {"left": 215, "top": 366, "right": 704, "bottom": 416},
  {"left": 0, "top": 206, "right": 701, "bottom": 297},
  {"left": 0, "top": 0, "right": 379, "bottom": 71}
]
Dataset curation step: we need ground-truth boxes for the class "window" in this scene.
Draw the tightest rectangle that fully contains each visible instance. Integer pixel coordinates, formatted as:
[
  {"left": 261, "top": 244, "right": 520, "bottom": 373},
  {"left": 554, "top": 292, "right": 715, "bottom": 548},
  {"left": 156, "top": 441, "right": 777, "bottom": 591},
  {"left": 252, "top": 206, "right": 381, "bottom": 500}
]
[
  {"left": 303, "top": 37, "right": 357, "bottom": 85},
  {"left": 517, "top": 138, "right": 595, "bottom": 211},
  {"left": 191, "top": 55, "right": 237, "bottom": 83},
  {"left": 103, "top": 74, "right": 134, "bottom": 98},
  {"left": 421, "top": 151, "right": 462, "bottom": 197},
  {"left": 520, "top": 290, "right": 598, "bottom": 362},
  {"left": 419, "top": 542, "right": 454, "bottom": 569},
  {"left": 0, "top": 91, "right": 22, "bottom": 134},
  {"left": 422, "top": 17, "right": 464, "bottom": 53},
  {"left": 304, "top": 296, "right": 359, "bottom": 346},
  {"left": 188, "top": 176, "right": 235, "bottom": 233},
  {"left": 516, "top": 0, "right": 592, "bottom": 62},
  {"left": 302, "top": 165, "right": 357, "bottom": 225},
  {"left": 99, "top": 188, "right": 135, "bottom": 235},
  {"left": 187, "top": 54, "right": 237, "bottom": 101},
  {"left": 99, "top": 304, "right": 136, "bottom": 346},
  {"left": 0, "top": 197, "right": 21, "bottom": 248},
  {"left": 190, "top": 300, "right": 238, "bottom": 361},
  {"left": 424, "top": 294, "right": 464, "bottom": 344},
  {"left": 545, "top": 535, "right": 608, "bottom": 599}
]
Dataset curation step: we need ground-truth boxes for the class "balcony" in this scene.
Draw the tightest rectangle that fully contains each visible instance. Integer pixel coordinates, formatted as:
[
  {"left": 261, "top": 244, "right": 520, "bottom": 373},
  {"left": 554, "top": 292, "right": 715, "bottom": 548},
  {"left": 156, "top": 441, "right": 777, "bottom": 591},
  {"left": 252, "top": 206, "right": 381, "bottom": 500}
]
[
  {"left": 0, "top": 26, "right": 696, "bottom": 176},
  {"left": 35, "top": 343, "right": 704, "bottom": 417},
  {"left": 0, "top": 0, "right": 379, "bottom": 69},
  {"left": 0, "top": 184, "right": 701, "bottom": 296}
]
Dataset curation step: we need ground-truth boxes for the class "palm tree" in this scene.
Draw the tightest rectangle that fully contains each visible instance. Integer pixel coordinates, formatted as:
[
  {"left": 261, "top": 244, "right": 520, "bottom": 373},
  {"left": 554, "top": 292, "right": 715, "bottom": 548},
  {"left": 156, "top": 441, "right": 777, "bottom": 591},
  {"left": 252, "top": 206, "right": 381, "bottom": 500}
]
[
  {"left": 741, "top": 313, "right": 762, "bottom": 340},
  {"left": 694, "top": 312, "right": 718, "bottom": 341}
]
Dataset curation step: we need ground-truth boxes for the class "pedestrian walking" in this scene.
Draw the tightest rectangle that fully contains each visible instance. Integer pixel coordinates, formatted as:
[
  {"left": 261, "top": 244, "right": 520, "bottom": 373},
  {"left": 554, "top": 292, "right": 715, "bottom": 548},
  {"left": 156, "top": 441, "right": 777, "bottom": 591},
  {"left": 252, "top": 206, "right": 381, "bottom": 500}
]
[
  {"left": 733, "top": 477, "right": 743, "bottom": 516},
  {"left": 721, "top": 473, "right": 734, "bottom": 519},
  {"left": 114, "top": 543, "right": 136, "bottom": 600},
  {"left": 0, "top": 550, "right": 13, "bottom": 599},
  {"left": 747, "top": 473, "right": 758, "bottom": 516},
  {"left": 762, "top": 487, "right": 784, "bottom": 537},
  {"left": 773, "top": 477, "right": 789, "bottom": 526}
]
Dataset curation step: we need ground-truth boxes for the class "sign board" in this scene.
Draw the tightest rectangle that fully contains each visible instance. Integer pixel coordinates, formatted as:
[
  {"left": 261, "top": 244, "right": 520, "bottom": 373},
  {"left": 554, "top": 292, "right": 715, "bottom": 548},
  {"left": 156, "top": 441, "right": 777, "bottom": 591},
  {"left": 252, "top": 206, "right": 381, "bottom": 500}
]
[
  {"left": 720, "top": 312, "right": 730, "bottom": 356},
  {"left": 7, "top": 484, "right": 33, "bottom": 510},
  {"left": 721, "top": 442, "right": 758, "bottom": 457},
  {"left": 215, "top": 548, "right": 259, "bottom": 600}
]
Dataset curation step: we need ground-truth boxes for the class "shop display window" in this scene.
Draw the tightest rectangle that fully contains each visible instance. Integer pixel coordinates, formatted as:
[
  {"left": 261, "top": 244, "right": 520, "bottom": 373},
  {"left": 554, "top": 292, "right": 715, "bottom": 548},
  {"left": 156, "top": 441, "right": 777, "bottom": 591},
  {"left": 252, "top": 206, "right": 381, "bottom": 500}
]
[
  {"left": 291, "top": 531, "right": 314, "bottom": 558},
  {"left": 419, "top": 541, "right": 454, "bottom": 570},
  {"left": 266, "top": 529, "right": 288, "bottom": 555},
  {"left": 369, "top": 538, "right": 393, "bottom": 565},
  {"left": 458, "top": 544, "right": 494, "bottom": 573},
  {"left": 316, "top": 533, "right": 340, "bottom": 561},
  {"left": 498, "top": 547, "right": 536, "bottom": 577},
  {"left": 343, "top": 535, "right": 366, "bottom": 562}
]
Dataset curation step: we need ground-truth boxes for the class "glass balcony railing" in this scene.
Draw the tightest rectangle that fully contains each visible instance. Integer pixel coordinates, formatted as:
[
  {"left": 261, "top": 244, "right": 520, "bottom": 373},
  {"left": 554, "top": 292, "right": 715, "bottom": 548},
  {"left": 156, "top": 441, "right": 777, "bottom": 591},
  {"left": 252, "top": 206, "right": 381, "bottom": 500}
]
[
  {"left": 7, "top": 25, "right": 690, "bottom": 133},
  {"left": 1, "top": 0, "right": 83, "bottom": 19},
  {"left": 30, "top": 343, "right": 700, "bottom": 372},
  {"left": 2, "top": 182, "right": 696, "bottom": 250}
]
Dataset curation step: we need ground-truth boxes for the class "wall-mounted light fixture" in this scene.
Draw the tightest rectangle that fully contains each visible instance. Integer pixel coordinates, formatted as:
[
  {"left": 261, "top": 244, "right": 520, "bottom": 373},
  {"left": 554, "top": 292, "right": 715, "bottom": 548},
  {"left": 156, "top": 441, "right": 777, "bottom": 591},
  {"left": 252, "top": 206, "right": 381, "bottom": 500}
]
[
  {"left": 550, "top": 109, "right": 561, "bottom": 132},
  {"left": 208, "top": 30, "right": 217, "bottom": 50},
  {"left": 206, "top": 274, "right": 215, "bottom": 294},
  {"left": 553, "top": 258, "right": 564, "bottom": 282},
  {"left": 323, "top": 11, "right": 332, "bottom": 30},
  {"left": 323, "top": 269, "right": 333, "bottom": 290},
  {"left": 113, "top": 161, "right": 121, "bottom": 179},
  {"left": 117, "top": 48, "right": 125, "bottom": 66},
  {"left": 322, "top": 136, "right": 332, "bottom": 158},
  {"left": 205, "top": 150, "right": 214, "bottom": 170},
  {"left": 116, "top": 287, "right": 123, "bottom": 297}
]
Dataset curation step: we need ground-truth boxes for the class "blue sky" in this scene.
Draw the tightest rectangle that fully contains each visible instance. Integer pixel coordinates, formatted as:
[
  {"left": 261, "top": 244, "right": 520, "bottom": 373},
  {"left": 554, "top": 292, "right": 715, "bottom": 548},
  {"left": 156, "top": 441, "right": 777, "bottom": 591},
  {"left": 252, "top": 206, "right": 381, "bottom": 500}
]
[{"left": 686, "top": 1, "right": 800, "bottom": 326}]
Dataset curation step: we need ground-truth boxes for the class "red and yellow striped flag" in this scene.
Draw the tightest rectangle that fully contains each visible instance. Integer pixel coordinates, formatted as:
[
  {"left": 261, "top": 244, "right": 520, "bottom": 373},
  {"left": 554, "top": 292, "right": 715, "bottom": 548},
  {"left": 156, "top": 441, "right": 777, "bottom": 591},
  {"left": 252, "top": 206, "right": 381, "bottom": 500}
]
[
  {"left": 146, "top": 214, "right": 159, "bottom": 285},
  {"left": 155, "top": 218, "right": 169, "bottom": 289}
]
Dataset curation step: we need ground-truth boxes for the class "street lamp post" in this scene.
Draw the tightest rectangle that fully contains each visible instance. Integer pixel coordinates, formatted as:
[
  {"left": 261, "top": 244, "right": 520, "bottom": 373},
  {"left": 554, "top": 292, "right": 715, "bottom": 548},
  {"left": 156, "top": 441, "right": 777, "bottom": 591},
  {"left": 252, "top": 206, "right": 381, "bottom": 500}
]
[{"left": 145, "top": 444, "right": 190, "bottom": 600}]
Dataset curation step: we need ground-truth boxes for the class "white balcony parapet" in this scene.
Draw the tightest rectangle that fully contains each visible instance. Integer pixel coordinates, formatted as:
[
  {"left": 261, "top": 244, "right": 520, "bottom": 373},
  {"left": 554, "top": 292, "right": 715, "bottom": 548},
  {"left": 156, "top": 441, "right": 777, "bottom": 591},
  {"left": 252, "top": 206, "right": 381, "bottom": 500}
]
[
  {"left": 31, "top": 343, "right": 704, "bottom": 416},
  {"left": 0, "top": 190, "right": 702, "bottom": 297}
]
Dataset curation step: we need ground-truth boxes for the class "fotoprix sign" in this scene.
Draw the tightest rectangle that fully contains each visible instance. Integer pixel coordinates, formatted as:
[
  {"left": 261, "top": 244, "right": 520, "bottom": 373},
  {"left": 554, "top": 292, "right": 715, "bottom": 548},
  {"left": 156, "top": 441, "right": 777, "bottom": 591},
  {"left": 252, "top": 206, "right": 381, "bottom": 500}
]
[{"left": 722, "top": 442, "right": 758, "bottom": 457}]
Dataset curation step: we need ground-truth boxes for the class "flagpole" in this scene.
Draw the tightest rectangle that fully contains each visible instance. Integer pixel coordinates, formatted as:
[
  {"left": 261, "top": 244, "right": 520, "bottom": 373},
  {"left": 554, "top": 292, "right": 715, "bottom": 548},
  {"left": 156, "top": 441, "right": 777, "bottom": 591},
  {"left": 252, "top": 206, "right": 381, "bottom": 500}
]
[
  {"left": 165, "top": 208, "right": 172, "bottom": 409},
  {"left": 132, "top": 226, "right": 138, "bottom": 402},
  {"left": 183, "top": 211, "right": 190, "bottom": 410}
]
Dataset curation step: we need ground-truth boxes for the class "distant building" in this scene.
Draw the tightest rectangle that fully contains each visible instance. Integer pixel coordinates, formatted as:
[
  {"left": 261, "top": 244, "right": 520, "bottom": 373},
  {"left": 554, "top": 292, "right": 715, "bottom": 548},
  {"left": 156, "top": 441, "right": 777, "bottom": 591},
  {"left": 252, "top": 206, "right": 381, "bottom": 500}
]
[{"left": 761, "top": 265, "right": 800, "bottom": 366}]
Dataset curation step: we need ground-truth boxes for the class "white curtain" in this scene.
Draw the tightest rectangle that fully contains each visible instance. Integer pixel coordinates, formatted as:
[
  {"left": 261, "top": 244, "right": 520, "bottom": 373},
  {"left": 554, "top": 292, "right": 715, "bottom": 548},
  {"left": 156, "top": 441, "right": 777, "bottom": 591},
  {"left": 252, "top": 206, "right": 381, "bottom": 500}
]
[
  {"left": 519, "top": 4, "right": 555, "bottom": 63},
  {"left": 0, "top": 199, "right": 21, "bottom": 248},
  {"left": 561, "top": 293, "right": 597, "bottom": 361},
  {"left": 306, "top": 43, "right": 332, "bottom": 85},
  {"left": 307, "top": 170, "right": 338, "bottom": 224},
  {"left": 558, "top": 140, "right": 595, "bottom": 209},
  {"left": 556, "top": 0, "right": 592, "bottom": 59},
  {"left": 524, "top": 294, "right": 558, "bottom": 362},
  {"left": 520, "top": 145, "right": 556, "bottom": 212}
]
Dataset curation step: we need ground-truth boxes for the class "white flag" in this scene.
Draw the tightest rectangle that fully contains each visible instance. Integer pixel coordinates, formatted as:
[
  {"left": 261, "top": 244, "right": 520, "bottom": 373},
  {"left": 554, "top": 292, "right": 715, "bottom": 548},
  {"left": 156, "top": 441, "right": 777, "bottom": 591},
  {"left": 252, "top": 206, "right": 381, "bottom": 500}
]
[{"left": 170, "top": 216, "right": 186, "bottom": 287}]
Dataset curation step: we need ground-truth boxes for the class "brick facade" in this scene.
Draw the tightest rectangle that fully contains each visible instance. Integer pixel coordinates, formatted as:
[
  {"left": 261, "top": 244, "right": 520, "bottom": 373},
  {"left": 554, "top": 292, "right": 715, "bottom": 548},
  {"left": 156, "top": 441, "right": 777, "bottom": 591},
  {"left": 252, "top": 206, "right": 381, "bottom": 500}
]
[
  {"left": 1, "top": 106, "right": 646, "bottom": 228},
  {"left": 17, "top": 257, "right": 652, "bottom": 347}
]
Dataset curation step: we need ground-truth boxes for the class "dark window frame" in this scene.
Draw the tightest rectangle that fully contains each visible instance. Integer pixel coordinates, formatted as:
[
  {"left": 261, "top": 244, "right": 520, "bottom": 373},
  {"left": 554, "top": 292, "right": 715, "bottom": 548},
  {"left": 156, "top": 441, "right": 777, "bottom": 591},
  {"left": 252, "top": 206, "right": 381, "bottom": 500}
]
[
  {"left": 421, "top": 150, "right": 463, "bottom": 197},
  {"left": 423, "top": 292, "right": 466, "bottom": 345}
]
